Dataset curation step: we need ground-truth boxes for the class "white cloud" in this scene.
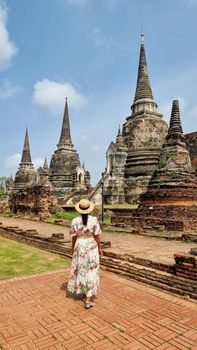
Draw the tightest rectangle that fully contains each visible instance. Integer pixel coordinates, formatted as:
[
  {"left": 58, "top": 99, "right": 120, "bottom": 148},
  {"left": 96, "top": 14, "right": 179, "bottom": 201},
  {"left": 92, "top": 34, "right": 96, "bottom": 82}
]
[
  {"left": 0, "top": 79, "right": 19, "bottom": 99},
  {"left": 0, "top": 1, "right": 18, "bottom": 70},
  {"left": 92, "top": 27, "right": 112, "bottom": 49},
  {"left": 4, "top": 154, "right": 45, "bottom": 172},
  {"left": 33, "top": 79, "right": 87, "bottom": 115},
  {"left": 4, "top": 153, "right": 21, "bottom": 168}
]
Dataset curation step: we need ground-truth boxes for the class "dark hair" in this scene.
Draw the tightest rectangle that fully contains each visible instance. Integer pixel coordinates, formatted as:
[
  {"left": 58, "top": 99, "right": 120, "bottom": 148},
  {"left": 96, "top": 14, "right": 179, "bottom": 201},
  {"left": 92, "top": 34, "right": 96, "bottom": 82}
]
[{"left": 82, "top": 214, "right": 88, "bottom": 226}]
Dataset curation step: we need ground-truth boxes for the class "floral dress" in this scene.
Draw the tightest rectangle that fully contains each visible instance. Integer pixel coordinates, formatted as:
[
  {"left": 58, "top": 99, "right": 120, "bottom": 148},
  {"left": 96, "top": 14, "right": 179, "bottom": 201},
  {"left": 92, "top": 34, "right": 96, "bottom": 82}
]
[{"left": 67, "top": 215, "right": 101, "bottom": 297}]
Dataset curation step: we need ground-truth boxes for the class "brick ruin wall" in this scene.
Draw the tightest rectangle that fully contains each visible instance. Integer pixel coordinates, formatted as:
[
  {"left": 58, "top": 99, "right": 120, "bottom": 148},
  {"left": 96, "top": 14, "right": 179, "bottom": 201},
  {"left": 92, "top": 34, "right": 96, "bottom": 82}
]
[
  {"left": 111, "top": 205, "right": 197, "bottom": 231},
  {"left": 9, "top": 183, "right": 57, "bottom": 218}
]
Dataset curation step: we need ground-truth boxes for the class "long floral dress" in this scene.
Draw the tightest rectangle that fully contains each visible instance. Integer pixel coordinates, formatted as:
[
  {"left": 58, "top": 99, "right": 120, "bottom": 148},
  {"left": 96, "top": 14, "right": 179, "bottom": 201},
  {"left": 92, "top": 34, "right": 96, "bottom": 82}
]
[{"left": 67, "top": 215, "right": 101, "bottom": 297}]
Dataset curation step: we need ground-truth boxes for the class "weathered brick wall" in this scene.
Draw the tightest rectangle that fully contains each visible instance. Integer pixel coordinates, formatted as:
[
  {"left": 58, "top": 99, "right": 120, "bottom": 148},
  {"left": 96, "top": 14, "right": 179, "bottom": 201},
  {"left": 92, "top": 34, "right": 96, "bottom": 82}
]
[
  {"left": 111, "top": 205, "right": 197, "bottom": 231},
  {"left": 174, "top": 253, "right": 197, "bottom": 281},
  {"left": 9, "top": 183, "right": 57, "bottom": 218}
]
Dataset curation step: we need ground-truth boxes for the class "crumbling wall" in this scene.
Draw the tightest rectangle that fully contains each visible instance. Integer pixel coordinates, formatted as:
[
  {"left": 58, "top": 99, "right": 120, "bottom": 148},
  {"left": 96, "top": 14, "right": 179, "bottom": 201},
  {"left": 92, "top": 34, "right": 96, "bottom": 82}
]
[{"left": 9, "top": 183, "right": 57, "bottom": 218}]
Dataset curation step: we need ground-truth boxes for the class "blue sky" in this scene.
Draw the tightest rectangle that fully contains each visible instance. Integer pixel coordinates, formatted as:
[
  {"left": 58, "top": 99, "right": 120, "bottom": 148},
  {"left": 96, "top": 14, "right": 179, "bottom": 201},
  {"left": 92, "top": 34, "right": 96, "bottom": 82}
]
[{"left": 0, "top": 0, "right": 197, "bottom": 185}]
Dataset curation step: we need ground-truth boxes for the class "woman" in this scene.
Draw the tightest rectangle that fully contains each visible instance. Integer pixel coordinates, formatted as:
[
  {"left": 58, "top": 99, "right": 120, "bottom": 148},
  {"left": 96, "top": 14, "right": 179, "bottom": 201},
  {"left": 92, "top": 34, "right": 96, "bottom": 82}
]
[{"left": 67, "top": 199, "right": 102, "bottom": 309}]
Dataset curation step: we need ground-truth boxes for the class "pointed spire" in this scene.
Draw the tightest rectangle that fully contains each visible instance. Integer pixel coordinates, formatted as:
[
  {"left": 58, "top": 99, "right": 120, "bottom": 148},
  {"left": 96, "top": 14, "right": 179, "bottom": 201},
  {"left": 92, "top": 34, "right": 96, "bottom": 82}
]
[
  {"left": 130, "top": 34, "right": 158, "bottom": 116},
  {"left": 165, "top": 100, "right": 187, "bottom": 148},
  {"left": 116, "top": 124, "right": 127, "bottom": 151},
  {"left": 133, "top": 33, "right": 154, "bottom": 103},
  {"left": 118, "top": 124, "right": 121, "bottom": 136},
  {"left": 58, "top": 98, "right": 72, "bottom": 148},
  {"left": 168, "top": 100, "right": 183, "bottom": 135},
  {"left": 43, "top": 157, "right": 48, "bottom": 170},
  {"left": 21, "top": 128, "right": 32, "bottom": 163}
]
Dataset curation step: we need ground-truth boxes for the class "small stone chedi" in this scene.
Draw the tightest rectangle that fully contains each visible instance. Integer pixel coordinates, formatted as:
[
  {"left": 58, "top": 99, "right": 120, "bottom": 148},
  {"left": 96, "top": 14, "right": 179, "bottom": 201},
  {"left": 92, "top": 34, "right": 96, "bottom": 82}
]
[
  {"left": 104, "top": 126, "right": 128, "bottom": 204},
  {"left": 112, "top": 100, "right": 197, "bottom": 230},
  {"left": 14, "top": 128, "right": 37, "bottom": 189},
  {"left": 37, "top": 158, "right": 49, "bottom": 183},
  {"left": 92, "top": 34, "right": 168, "bottom": 204},
  {"left": 49, "top": 99, "right": 90, "bottom": 197}
]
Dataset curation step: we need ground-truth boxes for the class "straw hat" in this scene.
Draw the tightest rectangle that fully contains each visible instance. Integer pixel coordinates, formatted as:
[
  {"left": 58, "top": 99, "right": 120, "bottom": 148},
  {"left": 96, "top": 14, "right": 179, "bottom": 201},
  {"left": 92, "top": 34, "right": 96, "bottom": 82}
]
[{"left": 75, "top": 199, "right": 95, "bottom": 214}]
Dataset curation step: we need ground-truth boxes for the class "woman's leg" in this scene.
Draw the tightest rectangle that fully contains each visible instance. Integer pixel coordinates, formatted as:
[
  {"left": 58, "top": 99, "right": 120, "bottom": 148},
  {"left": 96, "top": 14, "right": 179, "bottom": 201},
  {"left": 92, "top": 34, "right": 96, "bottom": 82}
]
[{"left": 86, "top": 296, "right": 91, "bottom": 303}]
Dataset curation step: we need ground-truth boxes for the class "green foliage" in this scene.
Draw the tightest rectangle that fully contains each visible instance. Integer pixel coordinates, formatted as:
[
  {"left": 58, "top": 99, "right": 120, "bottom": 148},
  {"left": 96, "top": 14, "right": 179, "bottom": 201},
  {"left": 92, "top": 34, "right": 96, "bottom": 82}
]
[
  {"left": 53, "top": 209, "right": 111, "bottom": 224},
  {"left": 169, "top": 169, "right": 178, "bottom": 178},
  {"left": 158, "top": 150, "right": 176, "bottom": 169},
  {"left": 3, "top": 209, "right": 14, "bottom": 217},
  {"left": 0, "top": 237, "right": 70, "bottom": 279},
  {"left": 158, "top": 159, "right": 167, "bottom": 169},
  {"left": 163, "top": 150, "right": 175, "bottom": 159},
  {"left": 53, "top": 210, "right": 78, "bottom": 221},
  {"left": 103, "top": 216, "right": 111, "bottom": 225},
  {"left": 0, "top": 177, "right": 6, "bottom": 195},
  {"left": 53, "top": 210, "right": 63, "bottom": 219},
  {"left": 148, "top": 167, "right": 157, "bottom": 177},
  {"left": 156, "top": 226, "right": 165, "bottom": 232},
  {"left": 0, "top": 176, "right": 13, "bottom": 195}
]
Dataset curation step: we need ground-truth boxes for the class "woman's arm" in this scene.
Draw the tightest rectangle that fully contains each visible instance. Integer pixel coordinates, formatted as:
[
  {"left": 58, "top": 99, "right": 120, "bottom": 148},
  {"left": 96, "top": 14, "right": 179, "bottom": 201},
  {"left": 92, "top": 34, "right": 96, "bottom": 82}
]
[
  {"left": 71, "top": 236, "right": 77, "bottom": 255},
  {"left": 94, "top": 234, "right": 103, "bottom": 256}
]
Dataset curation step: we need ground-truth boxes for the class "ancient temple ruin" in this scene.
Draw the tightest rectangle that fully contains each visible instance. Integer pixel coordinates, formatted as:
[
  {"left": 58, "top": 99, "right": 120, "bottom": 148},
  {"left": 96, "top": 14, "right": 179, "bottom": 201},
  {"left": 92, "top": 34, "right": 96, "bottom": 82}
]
[
  {"left": 49, "top": 99, "right": 91, "bottom": 197},
  {"left": 112, "top": 100, "right": 197, "bottom": 230},
  {"left": 10, "top": 35, "right": 196, "bottom": 208},
  {"left": 37, "top": 158, "right": 49, "bottom": 183},
  {"left": 185, "top": 132, "right": 197, "bottom": 171},
  {"left": 104, "top": 126, "right": 128, "bottom": 204},
  {"left": 14, "top": 129, "right": 36, "bottom": 189},
  {"left": 91, "top": 34, "right": 168, "bottom": 204}
]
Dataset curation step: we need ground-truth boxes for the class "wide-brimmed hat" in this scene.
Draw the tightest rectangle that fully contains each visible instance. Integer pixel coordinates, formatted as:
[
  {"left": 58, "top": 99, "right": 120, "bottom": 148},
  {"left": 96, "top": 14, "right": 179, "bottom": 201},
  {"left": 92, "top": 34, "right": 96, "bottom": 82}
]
[{"left": 75, "top": 199, "right": 95, "bottom": 214}]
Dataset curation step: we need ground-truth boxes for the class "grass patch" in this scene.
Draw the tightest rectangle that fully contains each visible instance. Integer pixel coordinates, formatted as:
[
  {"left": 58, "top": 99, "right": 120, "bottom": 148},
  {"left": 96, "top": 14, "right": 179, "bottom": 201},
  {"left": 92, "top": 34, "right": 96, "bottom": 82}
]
[
  {"left": 53, "top": 210, "right": 111, "bottom": 224},
  {"left": 0, "top": 237, "right": 70, "bottom": 280},
  {"left": 53, "top": 210, "right": 79, "bottom": 221}
]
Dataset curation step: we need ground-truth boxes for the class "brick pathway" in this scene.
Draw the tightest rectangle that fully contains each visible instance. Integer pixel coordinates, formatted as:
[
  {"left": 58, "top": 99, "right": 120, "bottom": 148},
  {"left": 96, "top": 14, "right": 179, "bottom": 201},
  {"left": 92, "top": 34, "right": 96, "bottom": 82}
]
[
  {"left": 0, "top": 217, "right": 196, "bottom": 265},
  {"left": 0, "top": 270, "right": 197, "bottom": 350}
]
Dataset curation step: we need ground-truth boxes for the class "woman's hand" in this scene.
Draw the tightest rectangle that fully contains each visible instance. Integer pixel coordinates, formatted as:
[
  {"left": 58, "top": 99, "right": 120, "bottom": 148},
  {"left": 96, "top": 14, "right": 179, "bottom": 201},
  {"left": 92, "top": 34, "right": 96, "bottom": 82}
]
[
  {"left": 99, "top": 248, "right": 103, "bottom": 257},
  {"left": 71, "top": 236, "right": 77, "bottom": 256}
]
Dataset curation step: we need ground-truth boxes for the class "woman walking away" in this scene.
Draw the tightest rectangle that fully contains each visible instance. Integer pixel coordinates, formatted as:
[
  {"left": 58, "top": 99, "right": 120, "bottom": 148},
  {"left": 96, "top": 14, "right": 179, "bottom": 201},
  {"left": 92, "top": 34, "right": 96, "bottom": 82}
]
[{"left": 67, "top": 199, "right": 102, "bottom": 309}]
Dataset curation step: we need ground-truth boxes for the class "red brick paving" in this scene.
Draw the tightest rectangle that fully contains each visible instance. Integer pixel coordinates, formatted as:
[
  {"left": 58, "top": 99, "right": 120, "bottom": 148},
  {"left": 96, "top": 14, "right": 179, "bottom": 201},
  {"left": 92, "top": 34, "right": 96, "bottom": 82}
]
[{"left": 0, "top": 270, "right": 197, "bottom": 349}]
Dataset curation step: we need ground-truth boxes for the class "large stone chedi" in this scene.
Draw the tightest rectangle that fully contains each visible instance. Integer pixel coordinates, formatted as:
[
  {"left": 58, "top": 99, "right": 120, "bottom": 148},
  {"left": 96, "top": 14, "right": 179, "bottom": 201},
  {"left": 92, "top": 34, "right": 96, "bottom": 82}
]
[
  {"left": 49, "top": 99, "right": 90, "bottom": 196},
  {"left": 123, "top": 34, "right": 168, "bottom": 202},
  {"left": 14, "top": 129, "right": 36, "bottom": 189},
  {"left": 102, "top": 34, "right": 168, "bottom": 204}
]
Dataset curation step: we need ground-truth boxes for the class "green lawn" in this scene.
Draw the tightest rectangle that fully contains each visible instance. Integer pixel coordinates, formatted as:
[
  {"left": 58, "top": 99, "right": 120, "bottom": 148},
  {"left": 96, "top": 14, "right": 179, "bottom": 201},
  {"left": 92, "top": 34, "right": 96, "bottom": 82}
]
[
  {"left": 52, "top": 209, "right": 111, "bottom": 224},
  {"left": 0, "top": 237, "right": 70, "bottom": 280}
]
